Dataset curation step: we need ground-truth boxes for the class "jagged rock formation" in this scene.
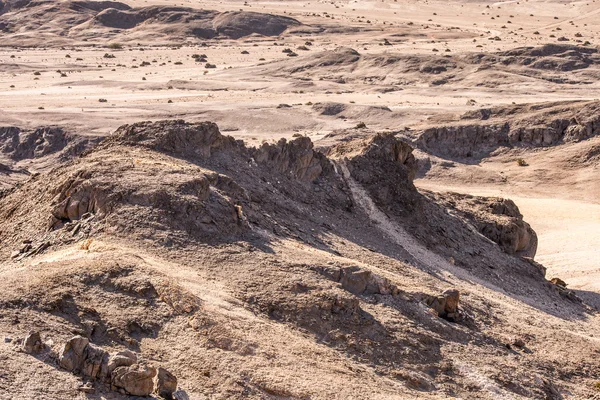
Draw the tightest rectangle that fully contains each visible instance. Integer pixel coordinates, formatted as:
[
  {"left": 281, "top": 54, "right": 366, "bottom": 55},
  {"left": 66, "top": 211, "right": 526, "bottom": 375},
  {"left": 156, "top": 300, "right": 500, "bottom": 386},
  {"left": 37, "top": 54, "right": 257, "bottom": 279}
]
[
  {"left": 54, "top": 334, "right": 176, "bottom": 397},
  {"left": 0, "top": 126, "right": 92, "bottom": 162},
  {"left": 0, "top": 120, "right": 595, "bottom": 399},
  {"left": 428, "top": 193, "right": 538, "bottom": 258},
  {"left": 417, "top": 100, "right": 600, "bottom": 159}
]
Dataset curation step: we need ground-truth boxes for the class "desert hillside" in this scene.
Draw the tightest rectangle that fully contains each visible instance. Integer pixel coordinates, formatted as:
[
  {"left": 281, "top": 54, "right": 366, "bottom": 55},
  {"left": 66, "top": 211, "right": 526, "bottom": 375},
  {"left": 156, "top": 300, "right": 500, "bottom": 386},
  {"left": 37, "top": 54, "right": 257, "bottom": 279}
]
[{"left": 1, "top": 1, "right": 600, "bottom": 399}]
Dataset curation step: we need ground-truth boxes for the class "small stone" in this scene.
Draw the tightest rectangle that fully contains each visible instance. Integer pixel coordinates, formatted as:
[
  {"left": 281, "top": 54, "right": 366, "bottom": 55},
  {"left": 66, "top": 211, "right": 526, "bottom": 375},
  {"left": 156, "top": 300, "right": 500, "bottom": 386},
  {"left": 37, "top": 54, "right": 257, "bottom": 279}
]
[
  {"left": 4, "top": 337, "right": 12, "bottom": 343},
  {"left": 78, "top": 382, "right": 94, "bottom": 393},
  {"left": 512, "top": 337, "right": 526, "bottom": 349},
  {"left": 551, "top": 278, "right": 567, "bottom": 288},
  {"left": 22, "top": 331, "right": 43, "bottom": 354},
  {"left": 155, "top": 367, "right": 178, "bottom": 399},
  {"left": 112, "top": 364, "right": 157, "bottom": 396},
  {"left": 106, "top": 350, "right": 137, "bottom": 376}
]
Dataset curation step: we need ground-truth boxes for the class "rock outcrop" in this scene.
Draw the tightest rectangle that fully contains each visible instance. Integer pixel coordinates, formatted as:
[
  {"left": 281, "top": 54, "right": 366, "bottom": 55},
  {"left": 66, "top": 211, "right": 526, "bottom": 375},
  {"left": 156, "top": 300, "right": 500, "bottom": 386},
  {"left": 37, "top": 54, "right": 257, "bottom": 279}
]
[
  {"left": 22, "top": 331, "right": 44, "bottom": 354},
  {"left": 55, "top": 335, "right": 175, "bottom": 397},
  {"left": 111, "top": 364, "right": 157, "bottom": 396},
  {"left": 425, "top": 289, "right": 460, "bottom": 322},
  {"left": 418, "top": 100, "right": 600, "bottom": 159},
  {"left": 313, "top": 265, "right": 400, "bottom": 296},
  {"left": 0, "top": 126, "right": 85, "bottom": 161},
  {"left": 254, "top": 136, "right": 331, "bottom": 182},
  {"left": 431, "top": 192, "right": 538, "bottom": 258}
]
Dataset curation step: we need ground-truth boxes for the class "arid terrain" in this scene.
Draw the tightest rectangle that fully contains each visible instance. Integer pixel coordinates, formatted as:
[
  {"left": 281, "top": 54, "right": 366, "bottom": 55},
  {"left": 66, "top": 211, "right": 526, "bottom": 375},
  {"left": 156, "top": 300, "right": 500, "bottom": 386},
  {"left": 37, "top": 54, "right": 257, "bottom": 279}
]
[{"left": 1, "top": 0, "right": 600, "bottom": 399}]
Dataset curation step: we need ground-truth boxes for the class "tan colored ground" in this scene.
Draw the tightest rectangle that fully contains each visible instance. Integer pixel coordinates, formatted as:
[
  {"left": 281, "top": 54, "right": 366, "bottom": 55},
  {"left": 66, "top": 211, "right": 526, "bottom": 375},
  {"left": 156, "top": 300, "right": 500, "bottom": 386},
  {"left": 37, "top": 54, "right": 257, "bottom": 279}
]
[{"left": 2, "top": 0, "right": 600, "bottom": 399}]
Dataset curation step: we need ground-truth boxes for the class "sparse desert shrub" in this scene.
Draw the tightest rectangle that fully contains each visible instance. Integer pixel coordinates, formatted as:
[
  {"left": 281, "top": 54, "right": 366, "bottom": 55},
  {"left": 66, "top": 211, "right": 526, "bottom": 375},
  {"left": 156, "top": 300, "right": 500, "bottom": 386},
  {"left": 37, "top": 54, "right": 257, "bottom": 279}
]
[
  {"left": 107, "top": 43, "right": 122, "bottom": 50},
  {"left": 103, "top": 53, "right": 116, "bottom": 59},
  {"left": 516, "top": 158, "right": 528, "bottom": 167},
  {"left": 98, "top": 98, "right": 107, "bottom": 103},
  {"left": 33, "top": 72, "right": 41, "bottom": 76},
  {"left": 205, "top": 63, "right": 216, "bottom": 69},
  {"left": 355, "top": 122, "right": 367, "bottom": 129}
]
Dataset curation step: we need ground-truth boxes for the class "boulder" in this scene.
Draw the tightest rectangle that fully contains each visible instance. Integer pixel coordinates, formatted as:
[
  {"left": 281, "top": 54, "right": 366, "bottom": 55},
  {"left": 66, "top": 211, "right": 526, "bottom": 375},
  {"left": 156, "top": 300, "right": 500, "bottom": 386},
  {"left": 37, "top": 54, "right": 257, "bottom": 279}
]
[
  {"left": 22, "top": 331, "right": 43, "bottom": 354},
  {"left": 155, "top": 367, "right": 178, "bottom": 399},
  {"left": 81, "top": 342, "right": 108, "bottom": 379},
  {"left": 58, "top": 336, "right": 90, "bottom": 373},
  {"left": 314, "top": 265, "right": 400, "bottom": 296},
  {"left": 550, "top": 277, "right": 567, "bottom": 288},
  {"left": 106, "top": 350, "right": 137, "bottom": 376},
  {"left": 339, "top": 267, "right": 371, "bottom": 295},
  {"left": 112, "top": 364, "right": 157, "bottom": 396},
  {"left": 426, "top": 289, "right": 460, "bottom": 321}
]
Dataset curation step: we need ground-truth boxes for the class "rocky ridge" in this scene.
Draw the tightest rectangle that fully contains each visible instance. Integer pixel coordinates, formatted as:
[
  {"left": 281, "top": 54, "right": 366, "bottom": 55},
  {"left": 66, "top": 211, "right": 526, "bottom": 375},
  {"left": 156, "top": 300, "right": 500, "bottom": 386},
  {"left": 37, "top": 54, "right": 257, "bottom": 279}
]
[{"left": 0, "top": 120, "right": 595, "bottom": 399}]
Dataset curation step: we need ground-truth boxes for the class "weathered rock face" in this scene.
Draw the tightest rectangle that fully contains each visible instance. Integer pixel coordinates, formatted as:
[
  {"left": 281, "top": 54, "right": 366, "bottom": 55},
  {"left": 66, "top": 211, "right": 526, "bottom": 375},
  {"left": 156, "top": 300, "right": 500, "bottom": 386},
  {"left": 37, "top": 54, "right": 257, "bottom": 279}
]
[
  {"left": 254, "top": 136, "right": 331, "bottom": 182},
  {"left": 426, "top": 289, "right": 460, "bottom": 322},
  {"left": 155, "top": 367, "right": 178, "bottom": 399},
  {"left": 417, "top": 100, "right": 600, "bottom": 159},
  {"left": 0, "top": 3, "right": 301, "bottom": 44},
  {"left": 212, "top": 11, "right": 301, "bottom": 39},
  {"left": 52, "top": 335, "right": 175, "bottom": 397},
  {"left": 432, "top": 193, "right": 538, "bottom": 258},
  {"left": 0, "top": 126, "right": 70, "bottom": 161},
  {"left": 418, "top": 124, "right": 510, "bottom": 158},
  {"left": 111, "top": 364, "right": 157, "bottom": 396},
  {"left": 329, "top": 132, "right": 419, "bottom": 213},
  {"left": 58, "top": 336, "right": 90, "bottom": 373},
  {"left": 499, "top": 44, "right": 599, "bottom": 71},
  {"left": 22, "top": 331, "right": 43, "bottom": 354},
  {"left": 110, "top": 120, "right": 239, "bottom": 159},
  {"left": 313, "top": 265, "right": 400, "bottom": 296}
]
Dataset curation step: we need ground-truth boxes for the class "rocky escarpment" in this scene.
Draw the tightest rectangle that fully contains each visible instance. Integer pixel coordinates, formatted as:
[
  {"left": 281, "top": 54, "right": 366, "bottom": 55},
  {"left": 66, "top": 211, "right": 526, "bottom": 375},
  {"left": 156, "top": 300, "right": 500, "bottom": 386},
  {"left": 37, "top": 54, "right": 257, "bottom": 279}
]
[
  {"left": 1, "top": 120, "right": 546, "bottom": 288},
  {"left": 1, "top": 120, "right": 594, "bottom": 399},
  {"left": 428, "top": 192, "right": 538, "bottom": 259},
  {"left": 325, "top": 132, "right": 545, "bottom": 287},
  {"left": 417, "top": 100, "right": 600, "bottom": 159},
  {"left": 0, "top": 126, "right": 95, "bottom": 162},
  {"left": 0, "top": 120, "right": 347, "bottom": 251}
]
